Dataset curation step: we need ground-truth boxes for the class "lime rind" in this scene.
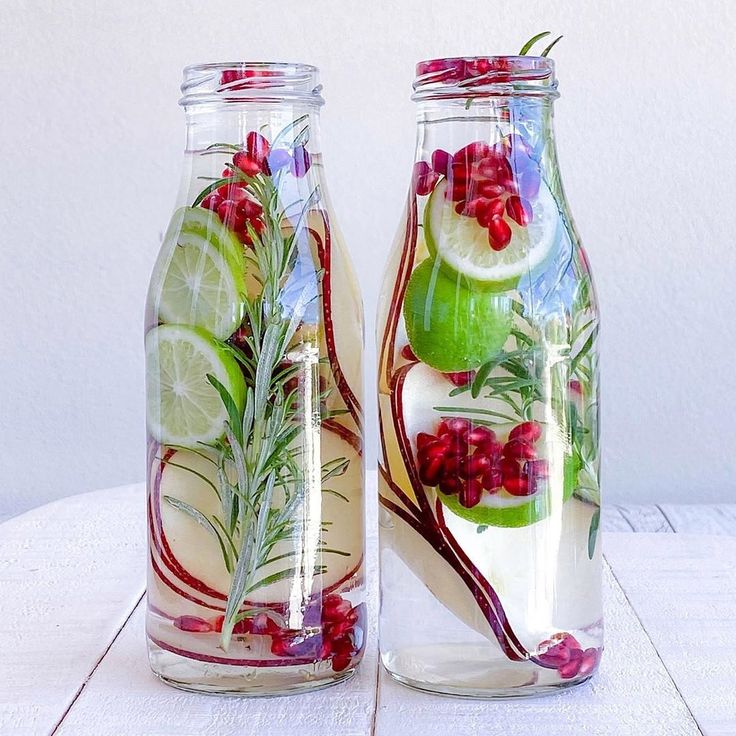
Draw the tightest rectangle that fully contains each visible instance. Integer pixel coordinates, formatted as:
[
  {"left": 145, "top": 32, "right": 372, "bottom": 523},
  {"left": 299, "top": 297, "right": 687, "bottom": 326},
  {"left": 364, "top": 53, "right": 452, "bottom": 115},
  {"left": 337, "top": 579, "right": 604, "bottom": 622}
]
[
  {"left": 146, "top": 324, "right": 246, "bottom": 447},
  {"left": 424, "top": 178, "right": 560, "bottom": 289},
  {"left": 153, "top": 207, "right": 246, "bottom": 340}
]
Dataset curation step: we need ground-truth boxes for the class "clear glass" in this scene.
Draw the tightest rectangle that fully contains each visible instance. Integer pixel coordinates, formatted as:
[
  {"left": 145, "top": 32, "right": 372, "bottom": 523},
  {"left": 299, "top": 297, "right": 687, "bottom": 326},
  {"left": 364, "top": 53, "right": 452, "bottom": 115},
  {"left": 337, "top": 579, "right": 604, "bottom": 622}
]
[
  {"left": 377, "top": 56, "right": 601, "bottom": 698},
  {"left": 145, "top": 63, "right": 365, "bottom": 696}
]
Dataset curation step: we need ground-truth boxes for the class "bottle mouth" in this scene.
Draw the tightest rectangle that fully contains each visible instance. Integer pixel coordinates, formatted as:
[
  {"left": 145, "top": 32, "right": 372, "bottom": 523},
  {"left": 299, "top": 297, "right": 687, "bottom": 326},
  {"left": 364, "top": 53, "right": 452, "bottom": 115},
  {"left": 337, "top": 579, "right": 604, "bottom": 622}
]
[
  {"left": 413, "top": 56, "right": 558, "bottom": 101},
  {"left": 180, "top": 62, "right": 324, "bottom": 107}
]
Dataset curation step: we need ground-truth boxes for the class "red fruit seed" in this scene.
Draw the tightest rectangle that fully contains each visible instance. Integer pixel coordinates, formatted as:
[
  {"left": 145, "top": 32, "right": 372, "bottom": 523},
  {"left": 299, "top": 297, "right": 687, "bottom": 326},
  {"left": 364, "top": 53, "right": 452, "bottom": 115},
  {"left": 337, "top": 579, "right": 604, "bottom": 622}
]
[
  {"left": 488, "top": 215, "right": 512, "bottom": 250},
  {"left": 503, "top": 475, "right": 535, "bottom": 496},
  {"left": 506, "top": 195, "right": 534, "bottom": 226},
  {"left": 173, "top": 616, "right": 213, "bottom": 633},
  {"left": 509, "top": 421, "right": 543, "bottom": 443},
  {"left": 467, "top": 426, "right": 496, "bottom": 446},
  {"left": 431, "top": 149, "right": 452, "bottom": 175},
  {"left": 503, "top": 439, "right": 537, "bottom": 460},
  {"left": 233, "top": 151, "right": 262, "bottom": 177}
]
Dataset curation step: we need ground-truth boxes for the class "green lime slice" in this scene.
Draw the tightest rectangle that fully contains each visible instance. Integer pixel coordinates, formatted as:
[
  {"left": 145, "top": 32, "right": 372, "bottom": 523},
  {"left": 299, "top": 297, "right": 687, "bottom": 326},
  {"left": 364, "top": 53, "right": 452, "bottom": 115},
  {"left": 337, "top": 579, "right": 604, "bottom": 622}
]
[
  {"left": 146, "top": 324, "right": 246, "bottom": 447},
  {"left": 403, "top": 258, "right": 512, "bottom": 372},
  {"left": 152, "top": 207, "right": 246, "bottom": 340},
  {"left": 424, "top": 179, "right": 559, "bottom": 288}
]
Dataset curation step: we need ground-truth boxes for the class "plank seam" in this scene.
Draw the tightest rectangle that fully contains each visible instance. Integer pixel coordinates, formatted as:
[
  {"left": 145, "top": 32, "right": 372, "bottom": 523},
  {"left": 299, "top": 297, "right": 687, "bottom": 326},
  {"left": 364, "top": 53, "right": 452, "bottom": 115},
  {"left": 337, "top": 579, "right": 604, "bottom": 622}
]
[
  {"left": 654, "top": 504, "right": 676, "bottom": 533},
  {"left": 370, "top": 654, "right": 381, "bottom": 735},
  {"left": 48, "top": 589, "right": 146, "bottom": 736},
  {"left": 613, "top": 505, "right": 636, "bottom": 531},
  {"left": 604, "top": 559, "right": 704, "bottom": 736}
]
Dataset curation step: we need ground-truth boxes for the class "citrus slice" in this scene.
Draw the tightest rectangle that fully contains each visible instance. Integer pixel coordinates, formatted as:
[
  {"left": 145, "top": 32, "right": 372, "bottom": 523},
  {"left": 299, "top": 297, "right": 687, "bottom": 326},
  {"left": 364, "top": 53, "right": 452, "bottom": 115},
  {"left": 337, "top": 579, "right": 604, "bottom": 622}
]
[
  {"left": 152, "top": 207, "right": 246, "bottom": 340},
  {"left": 424, "top": 178, "right": 560, "bottom": 289},
  {"left": 146, "top": 324, "right": 246, "bottom": 447},
  {"left": 403, "top": 259, "right": 512, "bottom": 372}
]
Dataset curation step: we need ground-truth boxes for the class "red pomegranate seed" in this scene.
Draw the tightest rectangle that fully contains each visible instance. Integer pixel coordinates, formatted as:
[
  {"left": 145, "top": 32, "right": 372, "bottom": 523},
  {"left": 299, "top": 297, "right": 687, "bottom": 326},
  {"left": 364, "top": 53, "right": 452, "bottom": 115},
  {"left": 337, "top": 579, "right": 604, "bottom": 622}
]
[
  {"left": 201, "top": 192, "right": 223, "bottom": 212},
  {"left": 323, "top": 596, "right": 352, "bottom": 622},
  {"left": 459, "top": 477, "right": 483, "bottom": 507},
  {"left": 233, "top": 151, "right": 261, "bottom": 177},
  {"left": 488, "top": 216, "right": 512, "bottom": 250},
  {"left": 246, "top": 130, "right": 271, "bottom": 164},
  {"left": 413, "top": 161, "right": 439, "bottom": 196},
  {"left": 504, "top": 475, "right": 535, "bottom": 496},
  {"left": 237, "top": 197, "right": 263, "bottom": 219},
  {"left": 445, "top": 371, "right": 474, "bottom": 387},
  {"left": 173, "top": 615, "right": 213, "bottom": 633},
  {"left": 431, "top": 149, "right": 452, "bottom": 174},
  {"left": 467, "top": 426, "right": 496, "bottom": 446},
  {"left": 525, "top": 459, "right": 549, "bottom": 478},
  {"left": 445, "top": 436, "right": 470, "bottom": 457},
  {"left": 416, "top": 432, "right": 436, "bottom": 452},
  {"left": 477, "top": 182, "right": 506, "bottom": 199},
  {"left": 479, "top": 439, "right": 504, "bottom": 459},
  {"left": 578, "top": 648, "right": 600, "bottom": 676},
  {"left": 537, "top": 641, "right": 571, "bottom": 667},
  {"left": 419, "top": 439, "right": 449, "bottom": 462},
  {"left": 216, "top": 182, "right": 245, "bottom": 199},
  {"left": 419, "top": 455, "right": 445, "bottom": 486},
  {"left": 481, "top": 467, "right": 503, "bottom": 491},
  {"left": 559, "top": 649, "right": 583, "bottom": 679},
  {"left": 332, "top": 653, "right": 352, "bottom": 672},
  {"left": 569, "top": 379, "right": 583, "bottom": 396},
  {"left": 454, "top": 141, "right": 492, "bottom": 168},
  {"left": 506, "top": 195, "right": 533, "bottom": 226},
  {"left": 462, "top": 452, "right": 491, "bottom": 478},
  {"left": 439, "top": 476, "right": 461, "bottom": 495},
  {"left": 217, "top": 200, "right": 245, "bottom": 230},
  {"left": 401, "top": 344, "right": 418, "bottom": 361},
  {"left": 440, "top": 417, "right": 472, "bottom": 436},
  {"left": 509, "top": 421, "right": 543, "bottom": 443},
  {"left": 560, "top": 633, "right": 582, "bottom": 650},
  {"left": 503, "top": 439, "right": 537, "bottom": 460}
]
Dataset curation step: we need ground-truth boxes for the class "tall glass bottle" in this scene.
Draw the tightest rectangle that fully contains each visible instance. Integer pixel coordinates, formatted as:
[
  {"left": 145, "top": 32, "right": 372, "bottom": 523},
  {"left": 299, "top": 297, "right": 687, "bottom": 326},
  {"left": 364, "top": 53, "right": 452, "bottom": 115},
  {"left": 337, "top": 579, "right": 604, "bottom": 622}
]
[
  {"left": 377, "top": 56, "right": 601, "bottom": 698},
  {"left": 145, "top": 62, "right": 365, "bottom": 695}
]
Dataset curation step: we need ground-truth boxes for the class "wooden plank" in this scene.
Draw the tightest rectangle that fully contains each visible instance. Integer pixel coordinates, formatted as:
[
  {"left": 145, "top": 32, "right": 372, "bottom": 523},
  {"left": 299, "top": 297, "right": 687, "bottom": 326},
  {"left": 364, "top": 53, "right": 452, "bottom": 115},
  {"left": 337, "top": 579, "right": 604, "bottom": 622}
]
[
  {"left": 374, "top": 538, "right": 700, "bottom": 736},
  {"left": 659, "top": 504, "right": 736, "bottom": 535},
  {"left": 617, "top": 504, "right": 674, "bottom": 533},
  {"left": 54, "top": 491, "right": 380, "bottom": 736},
  {"left": 605, "top": 533, "right": 736, "bottom": 736},
  {"left": 0, "top": 483, "right": 146, "bottom": 736}
]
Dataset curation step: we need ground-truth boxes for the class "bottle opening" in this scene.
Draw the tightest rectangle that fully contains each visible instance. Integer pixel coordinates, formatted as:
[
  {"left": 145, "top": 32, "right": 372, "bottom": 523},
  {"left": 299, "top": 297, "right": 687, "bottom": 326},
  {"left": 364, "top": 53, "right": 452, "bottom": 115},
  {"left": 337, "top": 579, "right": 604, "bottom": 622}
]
[
  {"left": 181, "top": 62, "right": 323, "bottom": 107},
  {"left": 413, "top": 56, "right": 557, "bottom": 101}
]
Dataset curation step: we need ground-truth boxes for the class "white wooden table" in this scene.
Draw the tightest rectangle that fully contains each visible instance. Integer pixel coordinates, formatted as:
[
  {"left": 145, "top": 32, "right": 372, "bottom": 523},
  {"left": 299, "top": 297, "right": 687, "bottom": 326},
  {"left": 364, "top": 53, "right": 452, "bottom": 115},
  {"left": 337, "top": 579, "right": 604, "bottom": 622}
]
[{"left": 1, "top": 476, "right": 735, "bottom": 736}]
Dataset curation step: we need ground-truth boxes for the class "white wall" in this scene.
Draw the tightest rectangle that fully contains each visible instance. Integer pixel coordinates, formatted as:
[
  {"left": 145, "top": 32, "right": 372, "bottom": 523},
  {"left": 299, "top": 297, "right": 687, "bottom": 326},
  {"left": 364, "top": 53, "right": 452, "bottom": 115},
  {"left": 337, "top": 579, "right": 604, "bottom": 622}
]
[{"left": 1, "top": 0, "right": 735, "bottom": 517}]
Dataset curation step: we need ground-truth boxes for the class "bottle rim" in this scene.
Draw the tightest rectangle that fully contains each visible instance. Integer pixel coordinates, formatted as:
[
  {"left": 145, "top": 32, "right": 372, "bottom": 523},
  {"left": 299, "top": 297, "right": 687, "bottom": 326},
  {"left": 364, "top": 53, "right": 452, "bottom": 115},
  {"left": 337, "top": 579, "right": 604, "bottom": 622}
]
[
  {"left": 412, "top": 56, "right": 558, "bottom": 102},
  {"left": 180, "top": 62, "right": 324, "bottom": 107}
]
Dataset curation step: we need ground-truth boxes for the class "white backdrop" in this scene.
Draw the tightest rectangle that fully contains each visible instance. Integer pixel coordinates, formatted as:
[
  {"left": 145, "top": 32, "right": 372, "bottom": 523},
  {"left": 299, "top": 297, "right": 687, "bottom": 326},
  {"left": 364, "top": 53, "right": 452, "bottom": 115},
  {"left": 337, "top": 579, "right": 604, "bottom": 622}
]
[{"left": 1, "top": 0, "right": 735, "bottom": 517}]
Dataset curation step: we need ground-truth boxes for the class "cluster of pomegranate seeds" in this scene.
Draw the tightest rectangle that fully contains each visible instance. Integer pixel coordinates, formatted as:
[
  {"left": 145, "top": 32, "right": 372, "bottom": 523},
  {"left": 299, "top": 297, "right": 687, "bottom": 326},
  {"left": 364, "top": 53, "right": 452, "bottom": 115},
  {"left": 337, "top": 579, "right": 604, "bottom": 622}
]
[
  {"left": 537, "top": 632, "right": 600, "bottom": 680},
  {"left": 416, "top": 418, "right": 545, "bottom": 507},
  {"left": 414, "top": 135, "right": 541, "bottom": 252},
  {"left": 219, "top": 68, "right": 278, "bottom": 89},
  {"left": 416, "top": 57, "right": 513, "bottom": 85},
  {"left": 200, "top": 129, "right": 311, "bottom": 246},
  {"left": 174, "top": 593, "right": 362, "bottom": 673}
]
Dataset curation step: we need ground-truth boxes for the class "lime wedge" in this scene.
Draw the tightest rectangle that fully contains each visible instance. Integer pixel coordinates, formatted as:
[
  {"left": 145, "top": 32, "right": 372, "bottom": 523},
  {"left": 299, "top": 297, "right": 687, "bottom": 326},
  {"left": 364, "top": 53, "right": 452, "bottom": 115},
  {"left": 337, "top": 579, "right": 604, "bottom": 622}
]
[
  {"left": 424, "top": 179, "right": 560, "bottom": 288},
  {"left": 152, "top": 207, "right": 246, "bottom": 340},
  {"left": 146, "top": 324, "right": 246, "bottom": 446}
]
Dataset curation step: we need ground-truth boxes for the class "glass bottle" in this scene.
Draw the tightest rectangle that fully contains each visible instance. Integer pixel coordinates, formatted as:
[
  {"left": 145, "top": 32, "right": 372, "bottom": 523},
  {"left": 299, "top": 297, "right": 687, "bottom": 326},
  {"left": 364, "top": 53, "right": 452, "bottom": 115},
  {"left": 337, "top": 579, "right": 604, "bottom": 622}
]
[
  {"left": 145, "top": 62, "right": 365, "bottom": 695},
  {"left": 377, "top": 55, "right": 601, "bottom": 698}
]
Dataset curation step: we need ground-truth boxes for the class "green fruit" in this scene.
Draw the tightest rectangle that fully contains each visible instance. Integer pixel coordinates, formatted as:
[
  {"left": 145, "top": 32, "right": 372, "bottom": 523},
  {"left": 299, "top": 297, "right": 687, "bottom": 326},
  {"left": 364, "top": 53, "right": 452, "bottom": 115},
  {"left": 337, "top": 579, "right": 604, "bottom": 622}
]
[
  {"left": 403, "top": 258, "right": 512, "bottom": 372},
  {"left": 438, "top": 455, "right": 577, "bottom": 528},
  {"left": 146, "top": 324, "right": 246, "bottom": 447},
  {"left": 151, "top": 207, "right": 246, "bottom": 340},
  {"left": 424, "top": 178, "right": 559, "bottom": 289}
]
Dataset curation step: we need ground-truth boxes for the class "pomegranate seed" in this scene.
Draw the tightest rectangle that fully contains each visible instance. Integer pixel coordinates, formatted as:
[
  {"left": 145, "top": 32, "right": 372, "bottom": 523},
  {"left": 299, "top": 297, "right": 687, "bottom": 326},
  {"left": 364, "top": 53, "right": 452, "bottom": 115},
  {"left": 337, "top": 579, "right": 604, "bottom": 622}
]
[
  {"left": 506, "top": 195, "right": 533, "bottom": 226},
  {"left": 488, "top": 216, "right": 512, "bottom": 250},
  {"left": 509, "top": 421, "right": 542, "bottom": 443},
  {"left": 250, "top": 217, "right": 266, "bottom": 235},
  {"left": 246, "top": 130, "right": 271, "bottom": 164},
  {"left": 216, "top": 182, "right": 245, "bottom": 199},
  {"left": 560, "top": 633, "right": 582, "bottom": 650},
  {"left": 525, "top": 459, "right": 549, "bottom": 478},
  {"left": 419, "top": 439, "right": 449, "bottom": 462},
  {"left": 538, "top": 641, "right": 571, "bottom": 667},
  {"left": 445, "top": 436, "right": 469, "bottom": 457},
  {"left": 416, "top": 432, "right": 436, "bottom": 452},
  {"left": 504, "top": 475, "right": 535, "bottom": 496},
  {"left": 500, "top": 456, "right": 519, "bottom": 477},
  {"left": 578, "top": 648, "right": 600, "bottom": 676},
  {"left": 332, "top": 653, "right": 352, "bottom": 672},
  {"left": 290, "top": 146, "right": 311, "bottom": 177},
  {"left": 439, "top": 476, "right": 461, "bottom": 495},
  {"left": 462, "top": 452, "right": 491, "bottom": 478},
  {"left": 233, "top": 151, "right": 261, "bottom": 177},
  {"left": 419, "top": 455, "right": 444, "bottom": 486},
  {"left": 477, "top": 182, "right": 505, "bottom": 199},
  {"left": 478, "top": 197, "right": 506, "bottom": 226},
  {"left": 201, "top": 192, "right": 223, "bottom": 212},
  {"left": 481, "top": 468, "right": 503, "bottom": 491},
  {"left": 440, "top": 417, "right": 472, "bottom": 437},
  {"left": 454, "top": 141, "right": 492, "bottom": 168},
  {"left": 472, "top": 153, "right": 507, "bottom": 181},
  {"left": 559, "top": 649, "right": 583, "bottom": 679},
  {"left": 431, "top": 149, "right": 452, "bottom": 175},
  {"left": 327, "top": 619, "right": 354, "bottom": 638},
  {"left": 503, "top": 439, "right": 537, "bottom": 460},
  {"left": 413, "top": 161, "right": 439, "bottom": 196},
  {"left": 459, "top": 478, "right": 483, "bottom": 507},
  {"left": 323, "top": 597, "right": 352, "bottom": 622},
  {"left": 569, "top": 379, "right": 583, "bottom": 397},
  {"left": 173, "top": 616, "right": 213, "bottom": 633},
  {"left": 249, "top": 612, "right": 280, "bottom": 635},
  {"left": 467, "top": 426, "right": 496, "bottom": 446},
  {"left": 401, "top": 344, "right": 418, "bottom": 361},
  {"left": 445, "top": 371, "right": 474, "bottom": 387},
  {"left": 479, "top": 438, "right": 504, "bottom": 459},
  {"left": 237, "top": 197, "right": 263, "bottom": 219},
  {"left": 217, "top": 200, "right": 245, "bottom": 230}
]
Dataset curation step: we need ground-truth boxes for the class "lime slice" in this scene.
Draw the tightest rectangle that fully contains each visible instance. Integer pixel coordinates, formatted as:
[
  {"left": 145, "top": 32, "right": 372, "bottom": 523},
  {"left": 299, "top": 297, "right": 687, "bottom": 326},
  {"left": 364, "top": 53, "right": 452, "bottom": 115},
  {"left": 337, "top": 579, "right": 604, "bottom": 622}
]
[
  {"left": 424, "top": 179, "right": 559, "bottom": 288},
  {"left": 146, "top": 324, "right": 246, "bottom": 447},
  {"left": 152, "top": 207, "right": 246, "bottom": 340},
  {"left": 403, "top": 259, "right": 512, "bottom": 372}
]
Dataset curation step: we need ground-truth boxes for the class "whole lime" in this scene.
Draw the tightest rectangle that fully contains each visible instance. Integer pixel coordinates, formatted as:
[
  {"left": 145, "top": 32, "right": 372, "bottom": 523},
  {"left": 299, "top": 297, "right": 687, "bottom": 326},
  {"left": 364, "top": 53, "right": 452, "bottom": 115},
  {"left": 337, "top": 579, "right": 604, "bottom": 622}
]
[{"left": 403, "top": 258, "right": 512, "bottom": 372}]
